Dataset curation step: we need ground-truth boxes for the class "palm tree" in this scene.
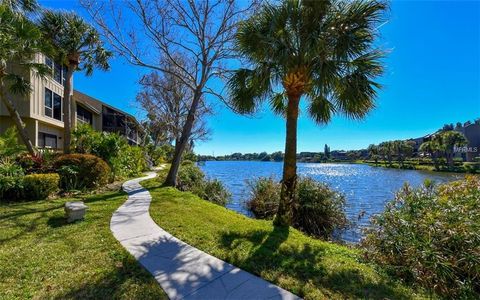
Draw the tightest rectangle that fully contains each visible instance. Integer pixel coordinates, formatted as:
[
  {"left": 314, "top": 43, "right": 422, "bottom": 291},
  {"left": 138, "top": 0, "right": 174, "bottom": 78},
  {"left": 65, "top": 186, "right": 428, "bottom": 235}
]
[
  {"left": 1, "top": 0, "right": 37, "bottom": 13},
  {"left": 228, "top": 0, "right": 387, "bottom": 226},
  {"left": 379, "top": 141, "right": 394, "bottom": 167},
  {"left": 39, "top": 11, "right": 111, "bottom": 153},
  {"left": 367, "top": 144, "right": 379, "bottom": 165},
  {"left": 439, "top": 131, "right": 467, "bottom": 168},
  {"left": 419, "top": 140, "right": 440, "bottom": 170},
  {"left": 0, "top": 2, "right": 49, "bottom": 155}
]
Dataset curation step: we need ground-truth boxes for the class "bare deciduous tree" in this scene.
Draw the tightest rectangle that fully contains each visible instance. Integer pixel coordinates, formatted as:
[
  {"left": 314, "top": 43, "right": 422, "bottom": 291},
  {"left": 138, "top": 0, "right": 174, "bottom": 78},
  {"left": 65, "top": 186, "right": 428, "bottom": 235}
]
[
  {"left": 137, "top": 58, "right": 211, "bottom": 149},
  {"left": 81, "top": 0, "right": 257, "bottom": 186}
]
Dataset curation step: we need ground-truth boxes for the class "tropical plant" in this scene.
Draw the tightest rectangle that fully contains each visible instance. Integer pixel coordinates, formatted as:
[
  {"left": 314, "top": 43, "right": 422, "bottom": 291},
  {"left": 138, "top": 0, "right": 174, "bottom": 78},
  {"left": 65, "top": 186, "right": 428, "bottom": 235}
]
[
  {"left": 363, "top": 176, "right": 480, "bottom": 298},
  {"left": 378, "top": 141, "right": 395, "bottom": 166},
  {"left": 54, "top": 153, "right": 110, "bottom": 189},
  {"left": 393, "top": 140, "right": 414, "bottom": 167},
  {"left": 0, "top": 127, "right": 25, "bottom": 162},
  {"left": 71, "top": 124, "right": 147, "bottom": 179},
  {"left": 0, "top": 3, "right": 50, "bottom": 155},
  {"left": 228, "top": 0, "right": 387, "bottom": 225},
  {"left": 439, "top": 131, "right": 468, "bottom": 168},
  {"left": 367, "top": 144, "right": 379, "bottom": 165},
  {"left": 1, "top": 0, "right": 37, "bottom": 13},
  {"left": 246, "top": 176, "right": 348, "bottom": 239},
  {"left": 419, "top": 140, "right": 441, "bottom": 170},
  {"left": 39, "top": 11, "right": 111, "bottom": 153},
  {"left": 176, "top": 163, "right": 230, "bottom": 206}
]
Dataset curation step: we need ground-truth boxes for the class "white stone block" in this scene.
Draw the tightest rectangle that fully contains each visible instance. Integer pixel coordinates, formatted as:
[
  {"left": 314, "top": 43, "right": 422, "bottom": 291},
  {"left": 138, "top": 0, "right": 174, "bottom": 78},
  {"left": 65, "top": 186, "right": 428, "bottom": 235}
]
[{"left": 65, "top": 201, "right": 88, "bottom": 223}]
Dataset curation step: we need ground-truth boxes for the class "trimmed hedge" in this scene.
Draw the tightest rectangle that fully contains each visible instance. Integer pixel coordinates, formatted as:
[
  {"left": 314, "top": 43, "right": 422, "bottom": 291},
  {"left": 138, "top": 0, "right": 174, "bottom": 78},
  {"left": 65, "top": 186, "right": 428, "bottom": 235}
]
[
  {"left": 0, "top": 176, "right": 23, "bottom": 201},
  {"left": 23, "top": 173, "right": 59, "bottom": 200},
  {"left": 55, "top": 154, "right": 110, "bottom": 190}
]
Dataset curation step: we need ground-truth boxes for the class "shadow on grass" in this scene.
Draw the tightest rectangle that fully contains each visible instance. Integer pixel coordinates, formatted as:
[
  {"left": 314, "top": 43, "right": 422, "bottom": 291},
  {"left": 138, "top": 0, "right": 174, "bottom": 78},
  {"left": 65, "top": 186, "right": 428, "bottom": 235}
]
[
  {"left": 52, "top": 252, "right": 167, "bottom": 299},
  {"left": 47, "top": 216, "right": 68, "bottom": 228},
  {"left": 220, "top": 225, "right": 412, "bottom": 299}
]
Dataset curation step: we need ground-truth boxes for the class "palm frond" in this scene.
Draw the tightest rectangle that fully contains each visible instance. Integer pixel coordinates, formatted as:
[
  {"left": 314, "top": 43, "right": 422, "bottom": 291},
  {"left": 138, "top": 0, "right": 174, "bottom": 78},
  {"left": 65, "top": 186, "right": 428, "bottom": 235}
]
[
  {"left": 270, "top": 92, "right": 287, "bottom": 116},
  {"left": 307, "top": 91, "right": 335, "bottom": 124},
  {"left": 228, "top": 67, "right": 272, "bottom": 114},
  {"left": 4, "top": 73, "right": 31, "bottom": 95}
]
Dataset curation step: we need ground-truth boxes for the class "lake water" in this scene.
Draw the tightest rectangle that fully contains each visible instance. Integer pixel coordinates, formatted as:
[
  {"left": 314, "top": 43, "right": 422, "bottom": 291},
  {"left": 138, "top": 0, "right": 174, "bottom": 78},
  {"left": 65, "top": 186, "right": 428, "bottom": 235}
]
[{"left": 199, "top": 161, "right": 460, "bottom": 243}]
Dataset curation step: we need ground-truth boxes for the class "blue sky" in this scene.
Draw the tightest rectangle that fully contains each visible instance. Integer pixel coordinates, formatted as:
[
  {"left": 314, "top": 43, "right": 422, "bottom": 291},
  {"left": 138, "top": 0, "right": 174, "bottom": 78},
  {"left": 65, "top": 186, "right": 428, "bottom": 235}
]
[{"left": 41, "top": 0, "right": 480, "bottom": 155}]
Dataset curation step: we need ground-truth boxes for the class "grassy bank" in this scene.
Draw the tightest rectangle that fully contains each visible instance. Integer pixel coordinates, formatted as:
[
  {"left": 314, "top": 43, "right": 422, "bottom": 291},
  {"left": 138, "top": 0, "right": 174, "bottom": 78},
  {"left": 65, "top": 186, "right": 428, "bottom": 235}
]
[
  {"left": 144, "top": 171, "right": 427, "bottom": 299},
  {"left": 0, "top": 190, "right": 167, "bottom": 299}
]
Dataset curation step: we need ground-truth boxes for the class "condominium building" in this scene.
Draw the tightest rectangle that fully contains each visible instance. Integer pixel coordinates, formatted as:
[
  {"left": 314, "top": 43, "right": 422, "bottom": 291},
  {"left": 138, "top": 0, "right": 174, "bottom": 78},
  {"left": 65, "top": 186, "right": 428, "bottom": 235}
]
[{"left": 0, "top": 53, "right": 141, "bottom": 150}]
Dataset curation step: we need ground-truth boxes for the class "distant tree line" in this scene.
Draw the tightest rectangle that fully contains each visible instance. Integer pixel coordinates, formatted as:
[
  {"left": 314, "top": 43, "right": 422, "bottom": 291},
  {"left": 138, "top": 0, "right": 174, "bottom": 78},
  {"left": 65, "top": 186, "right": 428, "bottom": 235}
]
[
  {"left": 367, "top": 130, "right": 468, "bottom": 170},
  {"left": 197, "top": 144, "right": 368, "bottom": 163}
]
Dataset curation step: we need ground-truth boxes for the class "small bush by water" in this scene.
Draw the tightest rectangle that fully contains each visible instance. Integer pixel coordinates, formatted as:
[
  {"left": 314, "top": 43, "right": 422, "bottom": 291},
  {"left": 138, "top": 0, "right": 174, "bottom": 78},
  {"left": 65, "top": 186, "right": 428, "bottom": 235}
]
[
  {"left": 177, "top": 163, "right": 230, "bottom": 206},
  {"left": 362, "top": 176, "right": 480, "bottom": 299},
  {"left": 247, "top": 177, "right": 348, "bottom": 240}
]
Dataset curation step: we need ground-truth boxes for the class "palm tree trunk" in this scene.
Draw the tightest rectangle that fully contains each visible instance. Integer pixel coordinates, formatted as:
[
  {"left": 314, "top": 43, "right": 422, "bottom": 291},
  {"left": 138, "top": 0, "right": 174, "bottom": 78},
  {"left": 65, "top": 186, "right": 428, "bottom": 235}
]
[
  {"left": 63, "top": 66, "right": 74, "bottom": 154},
  {"left": 164, "top": 90, "right": 201, "bottom": 187},
  {"left": 274, "top": 94, "right": 300, "bottom": 227},
  {"left": 0, "top": 80, "right": 36, "bottom": 156}
]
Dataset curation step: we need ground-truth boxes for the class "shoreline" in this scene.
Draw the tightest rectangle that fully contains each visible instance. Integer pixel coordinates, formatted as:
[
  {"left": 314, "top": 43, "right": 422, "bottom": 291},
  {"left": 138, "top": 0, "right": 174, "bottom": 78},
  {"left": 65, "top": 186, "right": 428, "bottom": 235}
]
[{"left": 198, "top": 159, "right": 476, "bottom": 174}]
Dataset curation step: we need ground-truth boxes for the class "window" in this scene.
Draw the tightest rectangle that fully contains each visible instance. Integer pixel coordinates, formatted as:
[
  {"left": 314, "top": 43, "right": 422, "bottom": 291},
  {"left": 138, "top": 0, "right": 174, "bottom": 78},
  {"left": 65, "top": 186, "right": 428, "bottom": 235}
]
[
  {"left": 54, "top": 62, "right": 62, "bottom": 83},
  {"left": 44, "top": 88, "right": 62, "bottom": 121},
  {"left": 45, "top": 56, "right": 66, "bottom": 86},
  {"left": 38, "top": 132, "right": 57, "bottom": 149},
  {"left": 53, "top": 93, "right": 62, "bottom": 120},
  {"left": 44, "top": 88, "right": 52, "bottom": 117},
  {"left": 77, "top": 104, "right": 93, "bottom": 125}
]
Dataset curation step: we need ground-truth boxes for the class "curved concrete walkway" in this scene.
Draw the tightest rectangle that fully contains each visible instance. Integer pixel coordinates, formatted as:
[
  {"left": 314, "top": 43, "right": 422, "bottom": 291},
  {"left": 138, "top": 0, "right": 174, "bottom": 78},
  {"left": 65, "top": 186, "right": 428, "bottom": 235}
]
[{"left": 111, "top": 172, "right": 300, "bottom": 300}]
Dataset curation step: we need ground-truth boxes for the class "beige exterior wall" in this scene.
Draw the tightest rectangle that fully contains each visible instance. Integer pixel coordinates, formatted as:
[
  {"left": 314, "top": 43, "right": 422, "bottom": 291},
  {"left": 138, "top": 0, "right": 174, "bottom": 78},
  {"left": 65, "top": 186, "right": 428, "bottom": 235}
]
[
  {"left": 1, "top": 53, "right": 141, "bottom": 148},
  {"left": 0, "top": 116, "right": 38, "bottom": 147}
]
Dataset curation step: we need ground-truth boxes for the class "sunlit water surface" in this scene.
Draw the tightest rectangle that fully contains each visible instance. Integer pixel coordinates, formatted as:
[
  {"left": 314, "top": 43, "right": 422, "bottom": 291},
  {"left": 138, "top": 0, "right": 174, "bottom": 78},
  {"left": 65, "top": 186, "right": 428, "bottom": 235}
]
[{"left": 199, "top": 161, "right": 460, "bottom": 243}]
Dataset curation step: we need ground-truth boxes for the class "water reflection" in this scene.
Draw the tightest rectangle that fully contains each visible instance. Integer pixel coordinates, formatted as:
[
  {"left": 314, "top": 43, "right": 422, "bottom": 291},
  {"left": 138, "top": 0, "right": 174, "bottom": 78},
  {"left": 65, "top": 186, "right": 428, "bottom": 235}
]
[{"left": 200, "top": 161, "right": 460, "bottom": 243}]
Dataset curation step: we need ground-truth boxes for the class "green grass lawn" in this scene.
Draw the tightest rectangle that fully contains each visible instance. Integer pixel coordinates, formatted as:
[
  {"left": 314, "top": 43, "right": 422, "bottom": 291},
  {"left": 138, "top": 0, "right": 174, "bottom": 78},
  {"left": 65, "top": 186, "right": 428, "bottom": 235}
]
[
  {"left": 144, "top": 172, "right": 428, "bottom": 300},
  {"left": 0, "top": 190, "right": 167, "bottom": 299}
]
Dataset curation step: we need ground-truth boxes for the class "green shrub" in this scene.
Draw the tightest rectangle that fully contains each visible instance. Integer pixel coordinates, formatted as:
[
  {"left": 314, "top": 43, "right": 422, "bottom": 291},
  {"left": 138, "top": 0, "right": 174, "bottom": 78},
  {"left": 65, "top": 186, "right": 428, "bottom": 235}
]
[
  {"left": 16, "top": 151, "right": 58, "bottom": 174},
  {"left": 295, "top": 178, "right": 348, "bottom": 239},
  {"left": 111, "top": 145, "right": 147, "bottom": 178},
  {"left": 72, "top": 124, "right": 147, "bottom": 179},
  {"left": 246, "top": 177, "right": 280, "bottom": 219},
  {"left": 246, "top": 177, "right": 348, "bottom": 239},
  {"left": 463, "top": 162, "right": 480, "bottom": 174},
  {"left": 0, "top": 127, "right": 26, "bottom": 162},
  {"left": 0, "top": 162, "right": 24, "bottom": 201},
  {"left": 362, "top": 176, "right": 480, "bottom": 299},
  {"left": 176, "top": 164, "right": 230, "bottom": 206},
  {"left": 56, "top": 165, "right": 81, "bottom": 191},
  {"left": 200, "top": 179, "right": 230, "bottom": 206},
  {"left": 177, "top": 163, "right": 205, "bottom": 192},
  {"left": 23, "top": 173, "right": 59, "bottom": 200},
  {"left": 0, "top": 175, "right": 24, "bottom": 201},
  {"left": 55, "top": 154, "right": 110, "bottom": 190}
]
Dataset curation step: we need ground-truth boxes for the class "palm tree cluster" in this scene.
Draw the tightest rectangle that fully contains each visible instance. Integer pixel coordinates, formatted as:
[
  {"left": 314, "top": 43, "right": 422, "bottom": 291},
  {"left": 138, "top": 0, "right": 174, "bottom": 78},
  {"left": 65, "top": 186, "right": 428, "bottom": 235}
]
[
  {"left": 368, "top": 140, "right": 415, "bottom": 167},
  {"left": 0, "top": 0, "right": 49, "bottom": 155},
  {"left": 0, "top": 0, "right": 110, "bottom": 155},
  {"left": 419, "top": 131, "right": 468, "bottom": 169},
  {"left": 228, "top": 0, "right": 387, "bottom": 225}
]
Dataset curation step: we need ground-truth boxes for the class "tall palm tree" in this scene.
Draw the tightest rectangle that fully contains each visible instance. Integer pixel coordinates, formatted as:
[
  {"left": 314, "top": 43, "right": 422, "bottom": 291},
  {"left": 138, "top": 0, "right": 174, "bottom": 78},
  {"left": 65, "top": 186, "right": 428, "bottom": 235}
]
[
  {"left": 439, "top": 131, "right": 467, "bottom": 168},
  {"left": 1, "top": 0, "right": 37, "bottom": 13},
  {"left": 228, "top": 0, "right": 387, "bottom": 226},
  {"left": 367, "top": 144, "right": 379, "bottom": 165},
  {"left": 419, "top": 140, "right": 440, "bottom": 170},
  {"left": 0, "top": 2, "right": 49, "bottom": 155},
  {"left": 39, "top": 11, "right": 111, "bottom": 153}
]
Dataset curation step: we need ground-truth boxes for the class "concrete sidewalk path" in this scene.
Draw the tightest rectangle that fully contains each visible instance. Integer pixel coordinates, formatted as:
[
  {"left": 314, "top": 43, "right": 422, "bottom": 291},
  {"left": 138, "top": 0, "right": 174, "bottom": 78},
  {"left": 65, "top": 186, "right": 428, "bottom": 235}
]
[{"left": 111, "top": 171, "right": 300, "bottom": 300}]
